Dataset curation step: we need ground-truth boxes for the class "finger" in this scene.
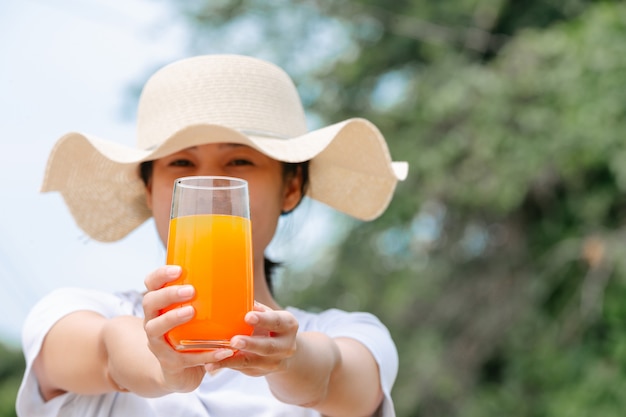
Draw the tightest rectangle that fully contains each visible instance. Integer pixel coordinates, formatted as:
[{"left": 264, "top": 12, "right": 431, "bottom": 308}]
[
  {"left": 252, "top": 301, "right": 272, "bottom": 312},
  {"left": 214, "top": 351, "right": 283, "bottom": 376},
  {"left": 144, "top": 305, "right": 195, "bottom": 341},
  {"left": 159, "top": 347, "right": 236, "bottom": 372},
  {"left": 144, "top": 265, "right": 182, "bottom": 291},
  {"left": 245, "top": 310, "right": 298, "bottom": 335},
  {"left": 142, "top": 285, "right": 195, "bottom": 321},
  {"left": 230, "top": 334, "right": 291, "bottom": 357}
]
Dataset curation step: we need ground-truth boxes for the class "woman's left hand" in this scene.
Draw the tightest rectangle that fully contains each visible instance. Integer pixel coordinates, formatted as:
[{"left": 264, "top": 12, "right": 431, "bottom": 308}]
[{"left": 205, "top": 302, "right": 298, "bottom": 376}]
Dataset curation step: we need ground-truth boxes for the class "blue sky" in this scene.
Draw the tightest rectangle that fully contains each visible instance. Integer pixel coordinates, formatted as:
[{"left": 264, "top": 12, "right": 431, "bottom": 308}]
[{"left": 0, "top": 0, "right": 341, "bottom": 347}]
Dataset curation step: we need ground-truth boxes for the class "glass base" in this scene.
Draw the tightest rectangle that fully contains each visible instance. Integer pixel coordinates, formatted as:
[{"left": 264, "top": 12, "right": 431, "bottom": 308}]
[{"left": 174, "top": 339, "right": 232, "bottom": 351}]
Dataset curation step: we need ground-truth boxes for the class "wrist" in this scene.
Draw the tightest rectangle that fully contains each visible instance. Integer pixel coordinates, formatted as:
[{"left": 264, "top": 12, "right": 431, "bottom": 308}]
[{"left": 267, "top": 332, "right": 340, "bottom": 406}]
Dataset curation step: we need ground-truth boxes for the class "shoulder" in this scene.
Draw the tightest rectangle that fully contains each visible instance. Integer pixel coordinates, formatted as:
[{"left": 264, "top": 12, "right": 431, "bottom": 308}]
[
  {"left": 21, "top": 288, "right": 142, "bottom": 359},
  {"left": 28, "top": 287, "right": 141, "bottom": 320},
  {"left": 286, "top": 306, "right": 397, "bottom": 363},
  {"left": 287, "top": 306, "right": 390, "bottom": 335}
]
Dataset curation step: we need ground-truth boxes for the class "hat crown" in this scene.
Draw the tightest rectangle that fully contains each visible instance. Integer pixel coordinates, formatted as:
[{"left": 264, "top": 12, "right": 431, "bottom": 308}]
[{"left": 136, "top": 55, "right": 308, "bottom": 149}]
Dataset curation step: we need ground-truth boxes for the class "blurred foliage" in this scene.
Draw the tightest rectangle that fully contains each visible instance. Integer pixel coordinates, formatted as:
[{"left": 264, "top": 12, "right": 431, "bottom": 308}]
[
  {"left": 0, "top": 343, "right": 23, "bottom": 417},
  {"left": 160, "top": 1, "right": 626, "bottom": 416}
]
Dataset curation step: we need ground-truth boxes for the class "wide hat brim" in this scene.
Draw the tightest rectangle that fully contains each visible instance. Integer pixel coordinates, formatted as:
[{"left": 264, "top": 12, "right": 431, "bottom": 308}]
[{"left": 42, "top": 118, "right": 408, "bottom": 242}]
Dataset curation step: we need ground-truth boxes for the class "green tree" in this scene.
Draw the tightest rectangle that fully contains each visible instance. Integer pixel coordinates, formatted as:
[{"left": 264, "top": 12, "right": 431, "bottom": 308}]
[{"left": 0, "top": 343, "right": 24, "bottom": 417}]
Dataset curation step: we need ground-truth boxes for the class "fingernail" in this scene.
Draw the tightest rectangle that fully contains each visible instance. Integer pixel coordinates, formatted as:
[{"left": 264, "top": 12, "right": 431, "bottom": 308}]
[
  {"left": 165, "top": 265, "right": 181, "bottom": 277},
  {"left": 215, "top": 349, "right": 234, "bottom": 361},
  {"left": 176, "top": 305, "right": 194, "bottom": 318},
  {"left": 231, "top": 338, "right": 245, "bottom": 349},
  {"left": 246, "top": 313, "right": 259, "bottom": 325},
  {"left": 177, "top": 285, "right": 194, "bottom": 298}
]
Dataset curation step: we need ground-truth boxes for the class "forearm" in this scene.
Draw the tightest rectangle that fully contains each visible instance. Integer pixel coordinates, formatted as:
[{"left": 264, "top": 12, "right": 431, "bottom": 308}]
[
  {"left": 265, "top": 331, "right": 340, "bottom": 408},
  {"left": 102, "top": 315, "right": 171, "bottom": 397},
  {"left": 266, "top": 333, "right": 383, "bottom": 417}
]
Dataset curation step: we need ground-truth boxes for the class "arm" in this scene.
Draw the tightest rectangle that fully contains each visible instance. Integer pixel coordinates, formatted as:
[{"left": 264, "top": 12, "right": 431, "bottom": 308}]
[
  {"left": 33, "top": 267, "right": 233, "bottom": 401},
  {"left": 33, "top": 310, "right": 119, "bottom": 400},
  {"left": 34, "top": 311, "right": 174, "bottom": 399},
  {"left": 268, "top": 333, "right": 383, "bottom": 416},
  {"left": 210, "top": 304, "right": 384, "bottom": 417}
]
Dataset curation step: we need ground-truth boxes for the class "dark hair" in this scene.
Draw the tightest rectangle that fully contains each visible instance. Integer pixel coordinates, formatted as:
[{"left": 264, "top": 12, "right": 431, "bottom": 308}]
[{"left": 139, "top": 159, "right": 310, "bottom": 293}]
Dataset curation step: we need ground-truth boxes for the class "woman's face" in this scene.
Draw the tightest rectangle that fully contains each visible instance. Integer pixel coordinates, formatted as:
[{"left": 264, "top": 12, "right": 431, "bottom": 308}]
[{"left": 145, "top": 143, "right": 303, "bottom": 267}]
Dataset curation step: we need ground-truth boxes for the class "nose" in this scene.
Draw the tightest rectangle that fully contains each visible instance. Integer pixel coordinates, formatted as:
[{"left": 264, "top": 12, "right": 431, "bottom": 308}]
[
  {"left": 192, "top": 157, "right": 227, "bottom": 177},
  {"left": 195, "top": 167, "right": 227, "bottom": 177}
]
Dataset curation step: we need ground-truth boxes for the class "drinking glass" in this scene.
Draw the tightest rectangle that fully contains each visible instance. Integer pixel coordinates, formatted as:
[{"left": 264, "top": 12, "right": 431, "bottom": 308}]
[{"left": 162, "top": 176, "right": 254, "bottom": 351}]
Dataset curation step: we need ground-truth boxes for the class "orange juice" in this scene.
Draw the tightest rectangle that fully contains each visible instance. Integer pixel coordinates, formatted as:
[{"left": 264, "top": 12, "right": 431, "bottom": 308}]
[{"left": 163, "top": 213, "right": 254, "bottom": 350}]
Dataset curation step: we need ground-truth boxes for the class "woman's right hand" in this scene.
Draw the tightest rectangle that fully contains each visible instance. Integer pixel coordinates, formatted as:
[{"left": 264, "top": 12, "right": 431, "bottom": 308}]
[{"left": 142, "top": 265, "right": 234, "bottom": 393}]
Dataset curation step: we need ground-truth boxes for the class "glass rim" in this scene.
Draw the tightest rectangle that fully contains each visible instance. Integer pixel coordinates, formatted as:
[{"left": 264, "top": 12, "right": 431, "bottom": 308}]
[{"left": 174, "top": 176, "right": 248, "bottom": 190}]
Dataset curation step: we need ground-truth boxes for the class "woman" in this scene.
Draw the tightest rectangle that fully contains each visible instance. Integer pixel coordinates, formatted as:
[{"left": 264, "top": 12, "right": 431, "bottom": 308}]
[{"left": 17, "top": 54, "right": 408, "bottom": 416}]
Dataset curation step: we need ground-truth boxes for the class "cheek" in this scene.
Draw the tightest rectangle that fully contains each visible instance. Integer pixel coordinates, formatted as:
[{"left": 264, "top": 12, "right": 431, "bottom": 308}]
[
  {"left": 248, "top": 187, "right": 283, "bottom": 254},
  {"left": 150, "top": 187, "right": 173, "bottom": 245}
]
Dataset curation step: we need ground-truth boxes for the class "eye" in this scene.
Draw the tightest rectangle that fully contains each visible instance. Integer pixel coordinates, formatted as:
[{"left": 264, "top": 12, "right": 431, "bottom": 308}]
[
  {"left": 228, "top": 158, "right": 253, "bottom": 167},
  {"left": 168, "top": 158, "right": 193, "bottom": 167}
]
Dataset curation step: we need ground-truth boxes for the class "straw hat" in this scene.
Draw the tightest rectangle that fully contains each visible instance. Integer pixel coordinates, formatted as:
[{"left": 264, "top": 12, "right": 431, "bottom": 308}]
[{"left": 41, "top": 54, "right": 408, "bottom": 242}]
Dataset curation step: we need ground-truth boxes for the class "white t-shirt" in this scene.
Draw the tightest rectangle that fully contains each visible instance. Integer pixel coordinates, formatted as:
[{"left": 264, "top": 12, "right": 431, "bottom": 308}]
[{"left": 17, "top": 288, "right": 398, "bottom": 417}]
